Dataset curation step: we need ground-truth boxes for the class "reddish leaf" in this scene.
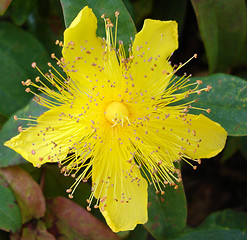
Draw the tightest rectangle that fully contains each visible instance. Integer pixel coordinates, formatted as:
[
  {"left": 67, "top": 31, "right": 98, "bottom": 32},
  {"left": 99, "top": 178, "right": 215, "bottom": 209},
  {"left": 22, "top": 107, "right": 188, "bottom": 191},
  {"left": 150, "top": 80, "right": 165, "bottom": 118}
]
[
  {"left": 0, "top": 166, "right": 46, "bottom": 223},
  {"left": 10, "top": 220, "right": 56, "bottom": 240},
  {"left": 45, "top": 197, "right": 120, "bottom": 240},
  {"left": 0, "top": 0, "right": 12, "bottom": 15}
]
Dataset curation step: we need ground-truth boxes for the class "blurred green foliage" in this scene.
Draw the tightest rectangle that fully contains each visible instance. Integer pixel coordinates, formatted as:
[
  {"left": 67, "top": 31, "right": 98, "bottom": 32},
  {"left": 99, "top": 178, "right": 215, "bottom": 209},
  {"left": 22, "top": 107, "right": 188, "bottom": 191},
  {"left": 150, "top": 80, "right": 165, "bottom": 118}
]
[{"left": 0, "top": 0, "right": 247, "bottom": 239}]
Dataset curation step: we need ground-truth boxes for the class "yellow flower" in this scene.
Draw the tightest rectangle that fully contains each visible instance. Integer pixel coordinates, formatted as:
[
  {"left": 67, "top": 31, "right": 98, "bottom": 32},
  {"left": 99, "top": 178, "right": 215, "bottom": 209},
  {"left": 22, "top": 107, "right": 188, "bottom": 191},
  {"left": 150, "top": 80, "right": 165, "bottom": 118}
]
[{"left": 4, "top": 6, "right": 227, "bottom": 232}]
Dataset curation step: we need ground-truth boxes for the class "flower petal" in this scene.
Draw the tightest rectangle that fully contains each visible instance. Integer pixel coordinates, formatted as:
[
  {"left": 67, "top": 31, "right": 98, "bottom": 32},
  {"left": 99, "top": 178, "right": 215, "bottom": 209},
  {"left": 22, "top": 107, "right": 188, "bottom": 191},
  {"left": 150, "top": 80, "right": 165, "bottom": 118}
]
[
  {"left": 130, "top": 19, "right": 178, "bottom": 95},
  {"left": 4, "top": 104, "right": 89, "bottom": 167},
  {"left": 92, "top": 141, "right": 148, "bottom": 232},
  {"left": 62, "top": 6, "right": 120, "bottom": 88},
  {"left": 134, "top": 113, "right": 227, "bottom": 161},
  {"left": 180, "top": 114, "right": 227, "bottom": 158}
]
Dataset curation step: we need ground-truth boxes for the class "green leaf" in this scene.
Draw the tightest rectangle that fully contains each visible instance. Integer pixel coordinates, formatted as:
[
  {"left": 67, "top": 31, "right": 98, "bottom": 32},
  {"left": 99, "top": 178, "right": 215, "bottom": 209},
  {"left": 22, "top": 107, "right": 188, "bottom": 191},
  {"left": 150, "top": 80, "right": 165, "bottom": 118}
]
[
  {"left": 0, "top": 97, "right": 47, "bottom": 167},
  {"left": 60, "top": 0, "right": 136, "bottom": 46},
  {"left": 188, "top": 74, "right": 247, "bottom": 136},
  {"left": 0, "top": 22, "right": 49, "bottom": 117},
  {"left": 199, "top": 209, "right": 247, "bottom": 231},
  {"left": 144, "top": 178, "right": 187, "bottom": 239},
  {"left": 191, "top": 0, "right": 247, "bottom": 73},
  {"left": 173, "top": 228, "right": 247, "bottom": 240},
  {"left": 0, "top": 166, "right": 46, "bottom": 224},
  {"left": 44, "top": 197, "right": 120, "bottom": 240},
  {"left": 43, "top": 165, "right": 91, "bottom": 210},
  {"left": 9, "top": 0, "right": 34, "bottom": 26},
  {"left": 0, "top": 174, "right": 22, "bottom": 232},
  {"left": 125, "top": 225, "right": 148, "bottom": 240}
]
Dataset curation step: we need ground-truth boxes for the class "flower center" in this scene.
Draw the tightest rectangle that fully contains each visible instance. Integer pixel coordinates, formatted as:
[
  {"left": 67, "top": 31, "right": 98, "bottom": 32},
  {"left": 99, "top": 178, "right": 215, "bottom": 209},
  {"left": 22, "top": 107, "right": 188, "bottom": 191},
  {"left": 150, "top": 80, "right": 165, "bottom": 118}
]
[{"left": 105, "top": 102, "right": 129, "bottom": 125}]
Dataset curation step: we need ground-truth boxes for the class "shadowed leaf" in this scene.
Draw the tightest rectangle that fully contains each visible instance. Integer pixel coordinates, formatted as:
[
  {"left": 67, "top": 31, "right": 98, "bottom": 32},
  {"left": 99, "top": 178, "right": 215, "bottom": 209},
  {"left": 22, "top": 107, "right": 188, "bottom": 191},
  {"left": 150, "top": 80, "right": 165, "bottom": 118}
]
[
  {"left": 45, "top": 197, "right": 120, "bottom": 240},
  {"left": 0, "top": 166, "right": 46, "bottom": 223},
  {"left": 191, "top": 0, "right": 247, "bottom": 73},
  {"left": 0, "top": 175, "right": 21, "bottom": 232},
  {"left": 145, "top": 178, "right": 187, "bottom": 239}
]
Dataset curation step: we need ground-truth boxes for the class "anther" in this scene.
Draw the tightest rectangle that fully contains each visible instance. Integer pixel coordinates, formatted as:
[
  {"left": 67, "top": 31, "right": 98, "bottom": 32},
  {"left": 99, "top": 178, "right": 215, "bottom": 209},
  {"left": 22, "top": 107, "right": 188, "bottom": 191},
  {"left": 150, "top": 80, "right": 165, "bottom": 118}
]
[
  {"left": 48, "top": 62, "right": 52, "bottom": 67},
  {"left": 87, "top": 206, "right": 91, "bottom": 211},
  {"left": 18, "top": 126, "right": 23, "bottom": 132},
  {"left": 66, "top": 189, "right": 72, "bottom": 193},
  {"left": 55, "top": 40, "right": 60, "bottom": 45},
  {"left": 68, "top": 194, "right": 73, "bottom": 199},
  {"left": 14, "top": 115, "right": 18, "bottom": 121},
  {"left": 25, "top": 88, "right": 31, "bottom": 93},
  {"left": 31, "top": 62, "right": 37, "bottom": 68},
  {"left": 194, "top": 53, "right": 198, "bottom": 58},
  {"left": 196, "top": 80, "right": 203, "bottom": 85},
  {"left": 101, "top": 14, "right": 105, "bottom": 18},
  {"left": 51, "top": 53, "right": 55, "bottom": 59},
  {"left": 115, "top": 11, "right": 119, "bottom": 17},
  {"left": 206, "top": 109, "right": 211, "bottom": 113}
]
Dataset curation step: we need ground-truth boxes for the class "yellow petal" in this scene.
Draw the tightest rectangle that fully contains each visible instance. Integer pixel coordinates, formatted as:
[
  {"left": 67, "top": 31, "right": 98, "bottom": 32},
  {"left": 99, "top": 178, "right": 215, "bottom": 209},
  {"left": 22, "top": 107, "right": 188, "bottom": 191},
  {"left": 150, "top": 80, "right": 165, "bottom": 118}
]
[
  {"left": 4, "top": 104, "right": 88, "bottom": 167},
  {"left": 180, "top": 114, "right": 227, "bottom": 158},
  {"left": 137, "top": 113, "right": 227, "bottom": 160},
  {"left": 92, "top": 141, "right": 148, "bottom": 232},
  {"left": 62, "top": 6, "right": 120, "bottom": 88},
  {"left": 130, "top": 19, "right": 178, "bottom": 96}
]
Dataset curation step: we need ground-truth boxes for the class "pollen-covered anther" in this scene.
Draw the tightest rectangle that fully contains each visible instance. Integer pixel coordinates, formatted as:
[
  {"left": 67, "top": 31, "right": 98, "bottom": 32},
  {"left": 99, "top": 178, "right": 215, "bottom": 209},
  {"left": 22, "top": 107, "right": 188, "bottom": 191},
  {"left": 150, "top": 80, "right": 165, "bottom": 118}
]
[
  {"left": 51, "top": 53, "right": 55, "bottom": 59},
  {"left": 87, "top": 206, "right": 91, "bottom": 211},
  {"left": 25, "top": 88, "right": 30, "bottom": 93},
  {"left": 115, "top": 11, "right": 119, "bottom": 17},
  {"left": 206, "top": 109, "right": 211, "bottom": 114},
  {"left": 18, "top": 126, "right": 23, "bottom": 132},
  {"left": 14, "top": 115, "right": 18, "bottom": 121},
  {"left": 31, "top": 62, "right": 37, "bottom": 68},
  {"left": 196, "top": 80, "right": 203, "bottom": 85},
  {"left": 68, "top": 194, "right": 73, "bottom": 199},
  {"left": 47, "top": 62, "right": 52, "bottom": 67},
  {"left": 193, "top": 166, "right": 197, "bottom": 170},
  {"left": 66, "top": 189, "right": 72, "bottom": 193}
]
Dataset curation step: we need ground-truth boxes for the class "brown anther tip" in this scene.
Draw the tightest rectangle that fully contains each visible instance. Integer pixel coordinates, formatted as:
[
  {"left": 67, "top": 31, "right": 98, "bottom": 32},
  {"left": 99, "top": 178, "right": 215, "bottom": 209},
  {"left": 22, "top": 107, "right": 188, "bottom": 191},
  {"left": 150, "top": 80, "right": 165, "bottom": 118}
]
[
  {"left": 66, "top": 189, "right": 72, "bottom": 193},
  {"left": 47, "top": 62, "right": 52, "bottom": 67},
  {"left": 14, "top": 115, "right": 18, "bottom": 120},
  {"left": 156, "top": 190, "right": 160, "bottom": 194},
  {"left": 161, "top": 191, "right": 165, "bottom": 195},
  {"left": 196, "top": 80, "right": 203, "bottom": 85},
  {"left": 25, "top": 79, "right": 32, "bottom": 86},
  {"left": 206, "top": 109, "right": 211, "bottom": 113},
  {"left": 18, "top": 126, "right": 23, "bottom": 132},
  {"left": 87, "top": 206, "right": 91, "bottom": 211},
  {"left": 25, "top": 88, "right": 31, "bottom": 93},
  {"left": 51, "top": 53, "right": 55, "bottom": 59},
  {"left": 68, "top": 194, "right": 73, "bottom": 199},
  {"left": 115, "top": 11, "right": 120, "bottom": 17},
  {"left": 194, "top": 53, "right": 198, "bottom": 58},
  {"left": 31, "top": 62, "right": 37, "bottom": 68},
  {"left": 174, "top": 185, "right": 178, "bottom": 189}
]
